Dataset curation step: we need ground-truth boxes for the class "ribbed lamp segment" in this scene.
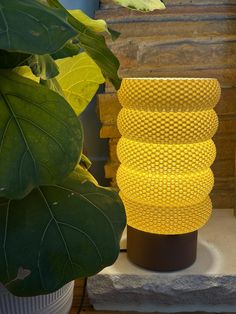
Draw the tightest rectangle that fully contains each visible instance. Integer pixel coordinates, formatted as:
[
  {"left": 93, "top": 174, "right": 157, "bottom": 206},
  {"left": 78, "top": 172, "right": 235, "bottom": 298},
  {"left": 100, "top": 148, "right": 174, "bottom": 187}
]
[
  {"left": 117, "top": 138, "right": 216, "bottom": 173},
  {"left": 117, "top": 108, "right": 218, "bottom": 144},
  {"left": 117, "top": 165, "right": 214, "bottom": 207},
  {"left": 121, "top": 194, "right": 212, "bottom": 235},
  {"left": 118, "top": 78, "right": 220, "bottom": 112}
]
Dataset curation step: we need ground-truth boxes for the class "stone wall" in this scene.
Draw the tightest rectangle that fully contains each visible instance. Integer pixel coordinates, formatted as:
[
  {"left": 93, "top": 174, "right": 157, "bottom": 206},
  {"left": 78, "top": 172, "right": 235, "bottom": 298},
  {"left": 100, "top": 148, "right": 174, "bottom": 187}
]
[{"left": 96, "top": 0, "right": 236, "bottom": 209}]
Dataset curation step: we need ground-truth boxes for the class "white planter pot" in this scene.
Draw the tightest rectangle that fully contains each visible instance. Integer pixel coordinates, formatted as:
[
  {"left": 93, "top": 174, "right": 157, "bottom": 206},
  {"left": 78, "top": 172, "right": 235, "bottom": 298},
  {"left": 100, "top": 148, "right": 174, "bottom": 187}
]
[{"left": 0, "top": 281, "right": 74, "bottom": 314}]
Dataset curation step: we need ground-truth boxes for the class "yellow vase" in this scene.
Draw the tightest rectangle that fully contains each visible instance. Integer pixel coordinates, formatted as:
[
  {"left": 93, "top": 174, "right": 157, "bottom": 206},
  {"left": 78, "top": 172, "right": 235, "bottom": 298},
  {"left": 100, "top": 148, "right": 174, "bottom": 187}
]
[{"left": 117, "top": 78, "right": 221, "bottom": 271}]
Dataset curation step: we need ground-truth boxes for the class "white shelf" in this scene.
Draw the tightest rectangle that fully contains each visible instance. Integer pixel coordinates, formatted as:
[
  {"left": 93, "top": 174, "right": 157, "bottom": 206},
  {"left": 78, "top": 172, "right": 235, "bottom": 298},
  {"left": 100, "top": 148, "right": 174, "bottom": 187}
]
[{"left": 88, "top": 209, "right": 236, "bottom": 312}]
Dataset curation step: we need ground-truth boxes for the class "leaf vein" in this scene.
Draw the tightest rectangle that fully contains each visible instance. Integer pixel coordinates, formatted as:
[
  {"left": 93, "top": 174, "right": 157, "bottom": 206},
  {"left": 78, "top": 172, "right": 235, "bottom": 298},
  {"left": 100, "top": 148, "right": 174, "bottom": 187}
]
[
  {"left": 18, "top": 149, "right": 29, "bottom": 190},
  {"left": 0, "top": 93, "right": 38, "bottom": 182},
  {"left": 0, "top": 8, "right": 10, "bottom": 48},
  {"left": 58, "top": 221, "right": 103, "bottom": 263},
  {"left": 5, "top": 93, "right": 78, "bottom": 138},
  {"left": 3, "top": 201, "right": 10, "bottom": 280},
  {"left": 55, "top": 185, "right": 118, "bottom": 245},
  {"left": 38, "top": 188, "right": 76, "bottom": 276},
  {"left": 16, "top": 116, "right": 66, "bottom": 154},
  {"left": 37, "top": 218, "right": 53, "bottom": 290},
  {"left": 0, "top": 116, "right": 13, "bottom": 154}
]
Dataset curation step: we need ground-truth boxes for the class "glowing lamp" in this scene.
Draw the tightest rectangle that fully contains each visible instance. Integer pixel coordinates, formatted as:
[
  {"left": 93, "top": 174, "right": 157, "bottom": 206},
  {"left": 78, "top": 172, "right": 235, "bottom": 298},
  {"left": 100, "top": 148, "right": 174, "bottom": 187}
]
[{"left": 117, "top": 78, "right": 220, "bottom": 271}]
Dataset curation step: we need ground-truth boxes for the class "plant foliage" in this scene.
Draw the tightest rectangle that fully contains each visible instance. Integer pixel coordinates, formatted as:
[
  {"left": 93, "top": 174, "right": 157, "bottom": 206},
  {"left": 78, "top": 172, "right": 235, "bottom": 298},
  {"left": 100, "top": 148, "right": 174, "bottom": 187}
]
[
  {"left": 0, "top": 166, "right": 125, "bottom": 296},
  {"left": 0, "top": 0, "right": 164, "bottom": 296},
  {"left": 0, "top": 71, "right": 83, "bottom": 199},
  {"left": 114, "top": 0, "right": 165, "bottom": 11},
  {"left": 0, "top": 0, "right": 77, "bottom": 54}
]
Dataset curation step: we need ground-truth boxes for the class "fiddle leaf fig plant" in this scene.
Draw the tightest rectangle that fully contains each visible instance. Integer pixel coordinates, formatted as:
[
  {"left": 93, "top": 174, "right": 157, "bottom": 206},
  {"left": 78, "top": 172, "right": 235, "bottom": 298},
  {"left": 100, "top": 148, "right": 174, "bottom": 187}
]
[
  {"left": 0, "top": 166, "right": 124, "bottom": 296},
  {"left": 0, "top": 0, "right": 164, "bottom": 297}
]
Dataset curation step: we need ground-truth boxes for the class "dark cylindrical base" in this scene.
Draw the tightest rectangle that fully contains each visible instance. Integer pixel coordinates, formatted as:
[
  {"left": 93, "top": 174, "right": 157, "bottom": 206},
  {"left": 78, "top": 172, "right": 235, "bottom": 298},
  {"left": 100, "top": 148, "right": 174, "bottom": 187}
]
[{"left": 127, "top": 225, "right": 198, "bottom": 271}]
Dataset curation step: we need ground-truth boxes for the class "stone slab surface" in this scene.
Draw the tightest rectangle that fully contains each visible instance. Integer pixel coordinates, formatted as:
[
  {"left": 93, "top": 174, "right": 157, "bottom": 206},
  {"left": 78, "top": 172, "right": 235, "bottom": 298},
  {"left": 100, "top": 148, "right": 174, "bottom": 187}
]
[{"left": 87, "top": 209, "right": 236, "bottom": 312}]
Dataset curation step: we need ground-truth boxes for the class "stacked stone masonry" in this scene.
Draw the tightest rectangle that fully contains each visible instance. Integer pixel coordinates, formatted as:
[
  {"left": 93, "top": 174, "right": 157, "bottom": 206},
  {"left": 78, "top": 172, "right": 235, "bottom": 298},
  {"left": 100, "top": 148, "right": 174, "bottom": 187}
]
[{"left": 97, "top": 0, "right": 236, "bottom": 209}]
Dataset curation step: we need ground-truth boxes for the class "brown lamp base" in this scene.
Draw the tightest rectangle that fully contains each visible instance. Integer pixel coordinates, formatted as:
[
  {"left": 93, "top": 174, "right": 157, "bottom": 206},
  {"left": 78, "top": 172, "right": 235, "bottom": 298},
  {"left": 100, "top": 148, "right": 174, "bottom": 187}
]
[{"left": 127, "top": 225, "right": 198, "bottom": 271}]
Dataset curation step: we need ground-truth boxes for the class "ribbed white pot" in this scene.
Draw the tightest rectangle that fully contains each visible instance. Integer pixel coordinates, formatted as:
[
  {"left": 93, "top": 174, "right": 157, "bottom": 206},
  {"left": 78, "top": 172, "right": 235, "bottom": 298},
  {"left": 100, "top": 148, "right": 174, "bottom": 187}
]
[{"left": 0, "top": 281, "right": 74, "bottom": 314}]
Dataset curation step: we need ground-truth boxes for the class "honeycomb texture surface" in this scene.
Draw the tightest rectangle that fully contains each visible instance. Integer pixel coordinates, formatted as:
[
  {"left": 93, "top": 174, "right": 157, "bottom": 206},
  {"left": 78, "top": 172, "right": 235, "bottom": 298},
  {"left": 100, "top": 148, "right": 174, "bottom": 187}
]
[
  {"left": 118, "top": 78, "right": 221, "bottom": 112},
  {"left": 116, "top": 78, "right": 220, "bottom": 235},
  {"left": 117, "top": 138, "right": 216, "bottom": 173},
  {"left": 117, "top": 108, "right": 218, "bottom": 144},
  {"left": 120, "top": 193, "right": 212, "bottom": 234},
  {"left": 117, "top": 165, "right": 214, "bottom": 207}
]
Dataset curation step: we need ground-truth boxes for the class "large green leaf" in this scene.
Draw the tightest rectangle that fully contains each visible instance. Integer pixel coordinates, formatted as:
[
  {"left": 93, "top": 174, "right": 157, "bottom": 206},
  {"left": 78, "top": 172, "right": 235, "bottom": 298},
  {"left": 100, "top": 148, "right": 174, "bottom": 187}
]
[
  {"left": 47, "top": 0, "right": 121, "bottom": 90},
  {"left": 56, "top": 52, "right": 105, "bottom": 115},
  {"left": 114, "top": 0, "right": 166, "bottom": 11},
  {"left": 0, "top": 70, "right": 83, "bottom": 199},
  {"left": 0, "top": 167, "right": 126, "bottom": 296},
  {"left": 0, "top": 50, "right": 30, "bottom": 69},
  {"left": 0, "top": 0, "right": 77, "bottom": 54}
]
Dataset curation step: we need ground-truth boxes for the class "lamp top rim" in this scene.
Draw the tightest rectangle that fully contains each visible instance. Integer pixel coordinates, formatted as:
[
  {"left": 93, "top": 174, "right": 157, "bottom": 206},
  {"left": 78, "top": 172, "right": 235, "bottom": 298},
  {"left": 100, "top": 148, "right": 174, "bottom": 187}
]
[{"left": 123, "top": 77, "right": 218, "bottom": 81}]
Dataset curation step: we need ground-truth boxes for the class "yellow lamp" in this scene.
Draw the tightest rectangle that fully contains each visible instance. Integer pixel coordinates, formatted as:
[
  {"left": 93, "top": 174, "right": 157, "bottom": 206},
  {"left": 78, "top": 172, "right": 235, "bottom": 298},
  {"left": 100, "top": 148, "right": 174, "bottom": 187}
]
[{"left": 117, "top": 78, "right": 221, "bottom": 271}]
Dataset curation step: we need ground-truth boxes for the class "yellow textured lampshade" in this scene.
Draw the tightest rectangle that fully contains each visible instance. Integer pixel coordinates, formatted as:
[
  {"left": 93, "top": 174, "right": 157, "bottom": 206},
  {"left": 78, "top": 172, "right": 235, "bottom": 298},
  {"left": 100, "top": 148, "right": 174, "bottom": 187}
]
[{"left": 117, "top": 78, "right": 220, "bottom": 236}]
